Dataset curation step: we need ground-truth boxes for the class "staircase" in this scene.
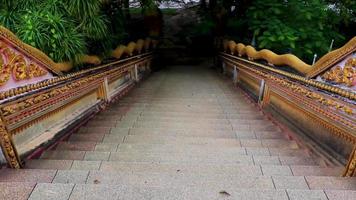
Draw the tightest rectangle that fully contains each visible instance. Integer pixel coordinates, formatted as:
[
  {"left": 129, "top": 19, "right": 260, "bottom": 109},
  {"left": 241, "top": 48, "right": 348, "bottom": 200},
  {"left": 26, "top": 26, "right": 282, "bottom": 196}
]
[{"left": 1, "top": 65, "right": 355, "bottom": 200}]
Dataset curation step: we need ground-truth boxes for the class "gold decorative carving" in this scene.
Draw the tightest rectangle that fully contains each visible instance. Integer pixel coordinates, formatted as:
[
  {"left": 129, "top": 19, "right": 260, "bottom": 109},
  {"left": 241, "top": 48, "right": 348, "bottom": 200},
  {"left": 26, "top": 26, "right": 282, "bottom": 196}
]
[
  {"left": 0, "top": 26, "right": 61, "bottom": 75},
  {"left": 111, "top": 45, "right": 126, "bottom": 59},
  {"left": 321, "top": 57, "right": 356, "bottom": 87},
  {"left": 307, "top": 37, "right": 356, "bottom": 78},
  {"left": 222, "top": 54, "right": 356, "bottom": 101},
  {"left": 125, "top": 42, "right": 137, "bottom": 56},
  {"left": 343, "top": 146, "right": 356, "bottom": 177},
  {"left": 222, "top": 56, "right": 356, "bottom": 119},
  {"left": 223, "top": 41, "right": 313, "bottom": 75},
  {"left": 0, "top": 53, "right": 152, "bottom": 100},
  {"left": 136, "top": 39, "right": 145, "bottom": 54},
  {"left": 0, "top": 41, "right": 48, "bottom": 85},
  {"left": 269, "top": 88, "right": 355, "bottom": 144},
  {"left": 0, "top": 117, "right": 21, "bottom": 168},
  {"left": 0, "top": 42, "right": 47, "bottom": 86},
  {"left": 0, "top": 54, "right": 11, "bottom": 86}
]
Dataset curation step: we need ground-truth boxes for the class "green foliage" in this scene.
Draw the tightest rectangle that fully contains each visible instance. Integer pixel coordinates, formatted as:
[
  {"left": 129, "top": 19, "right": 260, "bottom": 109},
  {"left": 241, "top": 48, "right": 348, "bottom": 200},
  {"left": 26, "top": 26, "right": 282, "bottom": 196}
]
[
  {"left": 15, "top": 9, "right": 86, "bottom": 62},
  {"left": 193, "top": 19, "right": 216, "bottom": 35},
  {"left": 246, "top": 0, "right": 345, "bottom": 62},
  {"left": 0, "top": 0, "right": 126, "bottom": 63},
  {"left": 0, "top": 8, "right": 18, "bottom": 31},
  {"left": 64, "top": 0, "right": 101, "bottom": 21}
]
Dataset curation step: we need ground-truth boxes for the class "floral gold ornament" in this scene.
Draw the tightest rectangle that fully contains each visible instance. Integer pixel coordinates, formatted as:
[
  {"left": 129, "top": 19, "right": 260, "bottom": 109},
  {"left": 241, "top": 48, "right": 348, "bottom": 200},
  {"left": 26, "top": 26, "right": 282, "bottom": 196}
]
[
  {"left": 307, "top": 37, "right": 356, "bottom": 78},
  {"left": 0, "top": 118, "right": 21, "bottom": 168},
  {"left": 344, "top": 146, "right": 356, "bottom": 177},
  {"left": 0, "top": 41, "right": 48, "bottom": 85},
  {"left": 321, "top": 57, "right": 356, "bottom": 87}
]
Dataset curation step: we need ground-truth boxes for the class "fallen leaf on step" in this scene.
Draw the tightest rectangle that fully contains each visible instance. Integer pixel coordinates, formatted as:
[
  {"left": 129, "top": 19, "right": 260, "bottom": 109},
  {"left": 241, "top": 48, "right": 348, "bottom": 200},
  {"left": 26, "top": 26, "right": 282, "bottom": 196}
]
[
  {"left": 176, "top": 169, "right": 181, "bottom": 172},
  {"left": 93, "top": 180, "right": 100, "bottom": 184},
  {"left": 219, "top": 191, "right": 230, "bottom": 196}
]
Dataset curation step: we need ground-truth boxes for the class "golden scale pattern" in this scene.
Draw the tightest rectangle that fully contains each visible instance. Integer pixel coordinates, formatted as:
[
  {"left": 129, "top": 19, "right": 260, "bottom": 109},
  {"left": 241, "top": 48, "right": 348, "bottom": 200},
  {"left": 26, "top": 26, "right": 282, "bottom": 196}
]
[{"left": 322, "top": 57, "right": 356, "bottom": 87}]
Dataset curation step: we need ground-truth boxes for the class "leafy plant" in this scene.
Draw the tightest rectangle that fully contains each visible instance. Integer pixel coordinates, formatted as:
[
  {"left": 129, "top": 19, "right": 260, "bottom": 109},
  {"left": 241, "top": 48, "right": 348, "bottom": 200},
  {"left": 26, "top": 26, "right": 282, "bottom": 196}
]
[
  {"left": 246, "top": 0, "right": 345, "bottom": 62},
  {"left": 16, "top": 9, "right": 86, "bottom": 62},
  {"left": 0, "top": 0, "right": 123, "bottom": 63}
]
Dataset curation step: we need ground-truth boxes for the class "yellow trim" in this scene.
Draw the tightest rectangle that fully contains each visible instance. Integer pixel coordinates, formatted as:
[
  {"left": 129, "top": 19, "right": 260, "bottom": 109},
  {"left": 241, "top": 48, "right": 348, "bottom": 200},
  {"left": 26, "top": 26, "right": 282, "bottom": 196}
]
[
  {"left": 307, "top": 37, "right": 356, "bottom": 78},
  {"left": 223, "top": 37, "right": 356, "bottom": 77},
  {"left": 224, "top": 41, "right": 312, "bottom": 75}
]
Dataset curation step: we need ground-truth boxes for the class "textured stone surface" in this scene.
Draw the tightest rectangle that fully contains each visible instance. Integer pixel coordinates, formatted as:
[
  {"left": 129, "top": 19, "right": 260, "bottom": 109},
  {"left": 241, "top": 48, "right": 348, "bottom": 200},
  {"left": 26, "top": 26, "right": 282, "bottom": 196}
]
[
  {"left": 0, "top": 169, "right": 56, "bottom": 183},
  {"left": 26, "top": 160, "right": 73, "bottom": 170},
  {"left": 29, "top": 183, "right": 74, "bottom": 200},
  {"left": 290, "top": 166, "right": 343, "bottom": 176},
  {"left": 305, "top": 176, "right": 356, "bottom": 190},
  {"left": 41, "top": 150, "right": 85, "bottom": 160},
  {"left": 71, "top": 161, "right": 101, "bottom": 170},
  {"left": 325, "top": 190, "right": 356, "bottom": 200},
  {"left": 261, "top": 165, "right": 292, "bottom": 176},
  {"left": 273, "top": 176, "right": 309, "bottom": 190},
  {"left": 287, "top": 190, "right": 328, "bottom": 200},
  {"left": 0, "top": 182, "right": 36, "bottom": 200},
  {"left": 84, "top": 152, "right": 111, "bottom": 161},
  {"left": 53, "top": 170, "right": 89, "bottom": 184}
]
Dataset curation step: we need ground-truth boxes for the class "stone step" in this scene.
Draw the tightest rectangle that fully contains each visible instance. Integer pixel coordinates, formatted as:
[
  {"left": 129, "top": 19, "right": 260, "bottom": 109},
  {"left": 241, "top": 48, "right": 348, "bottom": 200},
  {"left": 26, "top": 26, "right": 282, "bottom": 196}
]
[
  {"left": 123, "top": 135, "right": 298, "bottom": 148},
  {"left": 117, "top": 143, "right": 308, "bottom": 156},
  {"left": 136, "top": 117, "right": 275, "bottom": 126},
  {"left": 63, "top": 136, "right": 298, "bottom": 149},
  {"left": 40, "top": 146, "right": 310, "bottom": 161},
  {"left": 1, "top": 169, "right": 354, "bottom": 192},
  {"left": 99, "top": 162, "right": 342, "bottom": 176},
  {"left": 77, "top": 127, "right": 111, "bottom": 134},
  {"left": 114, "top": 101, "right": 254, "bottom": 107},
  {"left": 23, "top": 159, "right": 341, "bottom": 177},
  {"left": 12, "top": 182, "right": 351, "bottom": 200},
  {"left": 140, "top": 111, "right": 262, "bottom": 119},
  {"left": 75, "top": 126, "right": 286, "bottom": 140},
  {"left": 136, "top": 117, "right": 232, "bottom": 124},
  {"left": 141, "top": 108, "right": 259, "bottom": 115},
  {"left": 66, "top": 185, "right": 356, "bottom": 200},
  {"left": 37, "top": 150, "right": 315, "bottom": 165},
  {"left": 56, "top": 138, "right": 304, "bottom": 155},
  {"left": 130, "top": 121, "right": 281, "bottom": 132},
  {"left": 131, "top": 123, "right": 233, "bottom": 131},
  {"left": 107, "top": 152, "right": 315, "bottom": 165},
  {"left": 127, "top": 128, "right": 236, "bottom": 138}
]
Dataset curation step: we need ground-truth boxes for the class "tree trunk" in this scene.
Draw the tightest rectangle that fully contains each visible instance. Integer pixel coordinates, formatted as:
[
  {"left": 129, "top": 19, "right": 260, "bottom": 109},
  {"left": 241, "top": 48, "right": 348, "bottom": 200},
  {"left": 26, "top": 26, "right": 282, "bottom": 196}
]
[
  {"left": 124, "top": 0, "right": 131, "bottom": 20},
  {"left": 200, "top": 0, "right": 207, "bottom": 10}
]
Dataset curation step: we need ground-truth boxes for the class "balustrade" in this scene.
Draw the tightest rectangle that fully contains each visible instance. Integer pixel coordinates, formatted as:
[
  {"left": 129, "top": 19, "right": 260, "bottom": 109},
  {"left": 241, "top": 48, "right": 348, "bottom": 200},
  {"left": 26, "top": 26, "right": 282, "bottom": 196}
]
[
  {"left": 0, "top": 26, "right": 153, "bottom": 168},
  {"left": 220, "top": 38, "right": 355, "bottom": 177}
]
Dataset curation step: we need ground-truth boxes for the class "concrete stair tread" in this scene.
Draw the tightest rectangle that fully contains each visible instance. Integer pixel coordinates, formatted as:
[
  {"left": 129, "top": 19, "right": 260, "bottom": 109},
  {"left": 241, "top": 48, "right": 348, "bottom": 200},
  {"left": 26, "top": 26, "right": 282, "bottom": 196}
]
[
  {"left": 1, "top": 169, "right": 354, "bottom": 191},
  {"left": 39, "top": 146, "right": 310, "bottom": 161},
  {"left": 61, "top": 136, "right": 299, "bottom": 149},
  {"left": 2, "top": 182, "right": 355, "bottom": 200},
  {"left": 123, "top": 135, "right": 298, "bottom": 148}
]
